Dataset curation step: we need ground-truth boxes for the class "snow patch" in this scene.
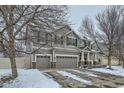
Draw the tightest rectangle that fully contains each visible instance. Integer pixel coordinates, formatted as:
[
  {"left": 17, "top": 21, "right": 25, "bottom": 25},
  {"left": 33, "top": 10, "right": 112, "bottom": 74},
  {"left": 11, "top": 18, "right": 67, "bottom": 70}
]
[
  {"left": 0, "top": 69, "right": 60, "bottom": 88},
  {"left": 0, "top": 69, "right": 12, "bottom": 79},
  {"left": 57, "top": 71, "right": 92, "bottom": 85},
  {"left": 91, "top": 66, "right": 124, "bottom": 77},
  {"left": 71, "top": 69, "right": 98, "bottom": 77},
  {"left": 118, "top": 86, "right": 124, "bottom": 88}
]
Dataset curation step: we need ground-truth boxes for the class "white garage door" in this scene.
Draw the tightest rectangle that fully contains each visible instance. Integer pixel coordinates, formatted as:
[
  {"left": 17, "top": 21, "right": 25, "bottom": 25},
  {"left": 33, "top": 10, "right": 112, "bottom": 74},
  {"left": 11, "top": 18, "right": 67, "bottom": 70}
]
[
  {"left": 36, "top": 56, "right": 50, "bottom": 69},
  {"left": 56, "top": 56, "right": 78, "bottom": 68}
]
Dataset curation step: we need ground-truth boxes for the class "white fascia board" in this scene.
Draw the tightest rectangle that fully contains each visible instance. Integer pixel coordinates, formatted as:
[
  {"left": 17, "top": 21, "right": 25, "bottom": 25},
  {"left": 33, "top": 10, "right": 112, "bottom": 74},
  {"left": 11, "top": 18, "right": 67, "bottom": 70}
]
[
  {"left": 34, "top": 54, "right": 52, "bottom": 62},
  {"left": 55, "top": 54, "right": 79, "bottom": 57},
  {"left": 54, "top": 47, "right": 79, "bottom": 51},
  {"left": 33, "top": 46, "right": 52, "bottom": 50}
]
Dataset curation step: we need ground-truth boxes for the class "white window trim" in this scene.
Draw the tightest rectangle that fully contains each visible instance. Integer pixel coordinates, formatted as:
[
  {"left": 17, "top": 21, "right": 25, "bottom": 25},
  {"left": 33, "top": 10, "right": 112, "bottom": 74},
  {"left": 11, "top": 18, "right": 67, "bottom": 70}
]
[
  {"left": 33, "top": 47, "right": 52, "bottom": 50},
  {"left": 54, "top": 47, "right": 80, "bottom": 51},
  {"left": 55, "top": 54, "right": 79, "bottom": 57},
  {"left": 67, "top": 45, "right": 77, "bottom": 48}
]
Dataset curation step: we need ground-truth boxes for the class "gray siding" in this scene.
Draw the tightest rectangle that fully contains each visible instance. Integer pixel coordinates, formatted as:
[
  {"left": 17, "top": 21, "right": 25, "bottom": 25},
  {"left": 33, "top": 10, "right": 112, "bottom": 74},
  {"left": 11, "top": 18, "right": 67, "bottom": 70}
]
[
  {"left": 54, "top": 26, "right": 71, "bottom": 35},
  {"left": 55, "top": 49, "right": 80, "bottom": 55}
]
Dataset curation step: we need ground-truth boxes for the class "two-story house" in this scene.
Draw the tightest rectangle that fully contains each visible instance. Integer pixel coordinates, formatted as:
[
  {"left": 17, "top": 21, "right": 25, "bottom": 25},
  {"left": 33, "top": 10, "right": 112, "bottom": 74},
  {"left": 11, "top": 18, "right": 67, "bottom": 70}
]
[{"left": 31, "top": 25, "right": 102, "bottom": 69}]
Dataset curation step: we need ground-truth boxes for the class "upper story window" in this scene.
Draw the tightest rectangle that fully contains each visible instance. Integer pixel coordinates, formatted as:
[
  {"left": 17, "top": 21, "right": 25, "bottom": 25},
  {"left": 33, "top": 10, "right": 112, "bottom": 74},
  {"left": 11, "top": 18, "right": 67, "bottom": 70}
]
[
  {"left": 33, "top": 31, "right": 51, "bottom": 43},
  {"left": 67, "top": 37, "right": 77, "bottom": 46},
  {"left": 38, "top": 31, "right": 46, "bottom": 42},
  {"left": 54, "top": 35, "right": 63, "bottom": 45}
]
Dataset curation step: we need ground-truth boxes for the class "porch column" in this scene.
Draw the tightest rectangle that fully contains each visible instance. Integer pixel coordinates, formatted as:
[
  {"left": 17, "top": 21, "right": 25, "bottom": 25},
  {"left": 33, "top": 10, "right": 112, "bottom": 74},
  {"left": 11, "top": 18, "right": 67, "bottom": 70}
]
[
  {"left": 32, "top": 54, "right": 36, "bottom": 69},
  {"left": 64, "top": 36, "right": 66, "bottom": 47},
  {"left": 52, "top": 49, "right": 55, "bottom": 62},
  {"left": 94, "top": 53, "right": 97, "bottom": 61},
  {"left": 100, "top": 54, "right": 102, "bottom": 65},
  {"left": 87, "top": 52, "right": 90, "bottom": 61},
  {"left": 87, "top": 52, "right": 91, "bottom": 68},
  {"left": 81, "top": 51, "right": 84, "bottom": 61},
  {"left": 52, "top": 49, "right": 56, "bottom": 68},
  {"left": 81, "top": 51, "right": 84, "bottom": 66}
]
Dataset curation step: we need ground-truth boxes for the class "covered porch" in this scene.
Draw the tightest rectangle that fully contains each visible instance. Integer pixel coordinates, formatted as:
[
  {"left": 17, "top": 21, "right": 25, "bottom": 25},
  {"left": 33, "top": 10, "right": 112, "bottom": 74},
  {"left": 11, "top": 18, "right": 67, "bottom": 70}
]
[{"left": 79, "top": 47, "right": 103, "bottom": 68}]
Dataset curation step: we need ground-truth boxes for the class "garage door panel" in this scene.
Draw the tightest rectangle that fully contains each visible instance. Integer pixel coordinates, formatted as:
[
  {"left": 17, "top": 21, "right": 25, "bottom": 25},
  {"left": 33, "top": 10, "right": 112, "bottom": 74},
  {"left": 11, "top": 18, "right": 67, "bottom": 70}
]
[
  {"left": 36, "top": 56, "right": 50, "bottom": 69},
  {"left": 56, "top": 56, "right": 77, "bottom": 68}
]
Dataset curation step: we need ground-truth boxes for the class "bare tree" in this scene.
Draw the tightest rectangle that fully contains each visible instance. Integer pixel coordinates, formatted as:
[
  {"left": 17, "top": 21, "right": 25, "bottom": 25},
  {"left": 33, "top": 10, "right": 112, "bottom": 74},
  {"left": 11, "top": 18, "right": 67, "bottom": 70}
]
[
  {"left": 79, "top": 16, "right": 96, "bottom": 39},
  {"left": 115, "top": 17, "right": 124, "bottom": 68},
  {"left": 79, "top": 16, "right": 104, "bottom": 54},
  {"left": 96, "top": 6, "right": 123, "bottom": 68},
  {"left": 0, "top": 5, "right": 68, "bottom": 78}
]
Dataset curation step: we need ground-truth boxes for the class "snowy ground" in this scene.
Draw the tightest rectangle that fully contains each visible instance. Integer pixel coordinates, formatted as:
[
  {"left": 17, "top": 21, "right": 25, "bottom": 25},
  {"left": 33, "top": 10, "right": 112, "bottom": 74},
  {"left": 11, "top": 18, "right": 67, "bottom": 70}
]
[
  {"left": 0, "top": 69, "right": 12, "bottom": 79},
  {"left": 70, "top": 69, "right": 98, "bottom": 77},
  {"left": 57, "top": 71, "right": 92, "bottom": 85},
  {"left": 0, "top": 69, "right": 61, "bottom": 88},
  {"left": 91, "top": 66, "right": 124, "bottom": 77},
  {"left": 119, "top": 85, "right": 124, "bottom": 88},
  {"left": 1, "top": 66, "right": 124, "bottom": 88}
]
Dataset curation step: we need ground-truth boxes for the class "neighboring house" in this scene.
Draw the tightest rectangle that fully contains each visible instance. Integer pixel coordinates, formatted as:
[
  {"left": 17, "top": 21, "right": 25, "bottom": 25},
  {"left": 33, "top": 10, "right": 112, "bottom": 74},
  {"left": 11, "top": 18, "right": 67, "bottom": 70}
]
[
  {"left": 91, "top": 41, "right": 120, "bottom": 66},
  {"left": 31, "top": 25, "right": 102, "bottom": 69}
]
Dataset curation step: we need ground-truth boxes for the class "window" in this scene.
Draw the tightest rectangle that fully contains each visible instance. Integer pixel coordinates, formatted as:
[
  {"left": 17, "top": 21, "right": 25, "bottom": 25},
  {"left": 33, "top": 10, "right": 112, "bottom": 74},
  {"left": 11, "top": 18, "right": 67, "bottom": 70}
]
[
  {"left": 46, "top": 33, "right": 52, "bottom": 43},
  {"left": 34, "top": 31, "right": 46, "bottom": 42},
  {"left": 67, "top": 37, "right": 77, "bottom": 46},
  {"left": 40, "top": 32, "right": 46, "bottom": 42},
  {"left": 32, "top": 31, "right": 39, "bottom": 42},
  {"left": 33, "top": 31, "right": 53, "bottom": 43},
  {"left": 54, "top": 35, "right": 63, "bottom": 45}
]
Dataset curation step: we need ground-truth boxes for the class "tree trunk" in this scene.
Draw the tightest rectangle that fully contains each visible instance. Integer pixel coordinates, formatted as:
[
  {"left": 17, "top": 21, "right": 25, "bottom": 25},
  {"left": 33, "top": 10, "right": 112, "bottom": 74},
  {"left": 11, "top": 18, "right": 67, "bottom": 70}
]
[
  {"left": 8, "top": 31, "right": 18, "bottom": 78},
  {"left": 108, "top": 53, "right": 112, "bottom": 68},
  {"left": 0, "top": 33, "right": 3, "bottom": 52},
  {"left": 118, "top": 50, "right": 121, "bottom": 65},
  {"left": 108, "top": 43, "right": 112, "bottom": 69},
  {"left": 118, "top": 57, "right": 121, "bottom": 65},
  {"left": 123, "top": 61, "right": 124, "bottom": 68},
  {"left": 0, "top": 32, "right": 6, "bottom": 56},
  {"left": 7, "top": 6, "right": 18, "bottom": 78},
  {"left": 122, "top": 57, "right": 124, "bottom": 68},
  {"left": 10, "top": 56, "right": 18, "bottom": 78}
]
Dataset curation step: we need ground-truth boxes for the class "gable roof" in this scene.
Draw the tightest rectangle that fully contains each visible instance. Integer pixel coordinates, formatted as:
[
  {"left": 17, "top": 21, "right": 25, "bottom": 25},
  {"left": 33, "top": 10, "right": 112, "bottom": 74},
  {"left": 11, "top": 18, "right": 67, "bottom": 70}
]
[
  {"left": 54, "top": 25, "right": 71, "bottom": 32},
  {"left": 53, "top": 25, "right": 81, "bottom": 39},
  {"left": 82, "top": 46, "right": 91, "bottom": 51}
]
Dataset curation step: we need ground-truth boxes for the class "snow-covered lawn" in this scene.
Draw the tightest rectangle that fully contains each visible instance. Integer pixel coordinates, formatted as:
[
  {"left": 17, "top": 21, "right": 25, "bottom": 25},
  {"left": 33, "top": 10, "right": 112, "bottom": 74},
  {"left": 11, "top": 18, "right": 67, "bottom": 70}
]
[
  {"left": 118, "top": 86, "right": 124, "bottom": 88},
  {"left": 91, "top": 66, "right": 124, "bottom": 77},
  {"left": 57, "top": 71, "right": 92, "bottom": 85},
  {"left": 0, "top": 69, "right": 61, "bottom": 88},
  {"left": 0, "top": 69, "right": 12, "bottom": 79}
]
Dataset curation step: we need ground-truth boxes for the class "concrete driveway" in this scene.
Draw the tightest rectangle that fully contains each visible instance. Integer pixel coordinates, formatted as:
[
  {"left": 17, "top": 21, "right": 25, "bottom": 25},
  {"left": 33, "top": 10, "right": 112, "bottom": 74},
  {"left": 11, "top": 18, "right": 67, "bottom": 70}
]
[{"left": 41, "top": 68, "right": 124, "bottom": 88}]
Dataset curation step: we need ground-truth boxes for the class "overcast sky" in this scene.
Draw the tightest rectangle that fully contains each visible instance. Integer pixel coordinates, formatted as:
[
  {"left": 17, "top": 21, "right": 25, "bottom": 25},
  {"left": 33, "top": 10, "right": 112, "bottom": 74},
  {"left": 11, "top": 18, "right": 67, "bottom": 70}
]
[{"left": 69, "top": 5, "right": 107, "bottom": 33}]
